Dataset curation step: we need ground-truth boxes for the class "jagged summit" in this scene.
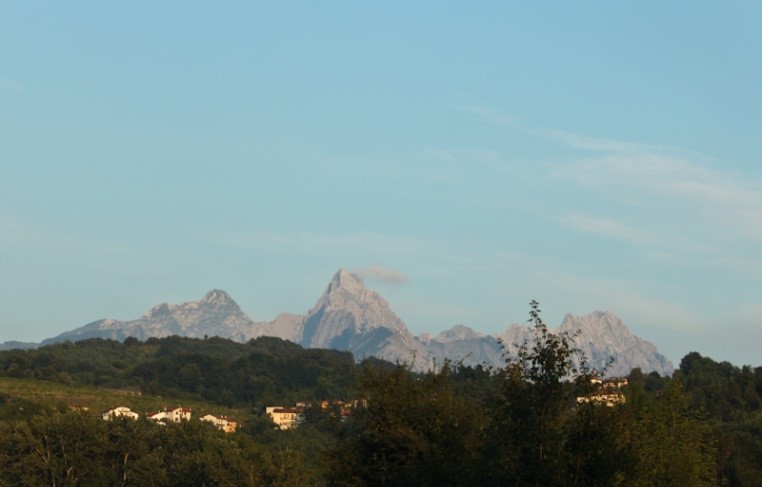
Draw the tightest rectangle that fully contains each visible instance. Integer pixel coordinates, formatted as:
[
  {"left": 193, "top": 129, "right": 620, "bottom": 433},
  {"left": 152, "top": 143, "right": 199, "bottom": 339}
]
[
  {"left": 561, "top": 311, "right": 625, "bottom": 334},
  {"left": 200, "top": 289, "right": 235, "bottom": 306},
  {"left": 298, "top": 269, "right": 427, "bottom": 367},
  {"left": 300, "top": 269, "right": 409, "bottom": 348},
  {"left": 312, "top": 269, "right": 389, "bottom": 316},
  {"left": 434, "top": 325, "right": 484, "bottom": 343},
  {"left": 327, "top": 268, "right": 365, "bottom": 294},
  {"left": 140, "top": 290, "right": 237, "bottom": 320},
  {"left": 29, "top": 270, "right": 673, "bottom": 376},
  {"left": 558, "top": 311, "right": 673, "bottom": 376},
  {"left": 492, "top": 311, "right": 674, "bottom": 377},
  {"left": 143, "top": 302, "right": 173, "bottom": 319},
  {"left": 43, "top": 289, "right": 257, "bottom": 345}
]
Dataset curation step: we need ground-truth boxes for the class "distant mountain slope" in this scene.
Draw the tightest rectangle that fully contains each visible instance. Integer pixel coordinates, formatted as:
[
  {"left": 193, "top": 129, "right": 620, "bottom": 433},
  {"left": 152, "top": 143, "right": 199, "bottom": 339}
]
[
  {"left": 493, "top": 312, "right": 674, "bottom": 376},
  {"left": 417, "top": 325, "right": 503, "bottom": 369},
  {"left": 298, "top": 269, "right": 428, "bottom": 369},
  {"left": 558, "top": 311, "right": 674, "bottom": 376},
  {"left": 42, "top": 290, "right": 259, "bottom": 345},
  {"left": 0, "top": 341, "right": 39, "bottom": 351},
  {"left": 18, "top": 269, "right": 673, "bottom": 376},
  {"left": 246, "top": 313, "right": 303, "bottom": 342}
]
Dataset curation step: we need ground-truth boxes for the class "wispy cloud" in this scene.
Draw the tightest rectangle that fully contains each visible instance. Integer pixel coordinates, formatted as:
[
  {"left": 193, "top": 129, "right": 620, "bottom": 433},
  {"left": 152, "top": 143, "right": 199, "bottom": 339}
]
[
  {"left": 186, "top": 226, "right": 426, "bottom": 256},
  {"left": 564, "top": 152, "right": 762, "bottom": 243},
  {"left": 354, "top": 265, "right": 409, "bottom": 285},
  {"left": 467, "top": 105, "right": 762, "bottom": 247},
  {"left": 564, "top": 213, "right": 658, "bottom": 247}
]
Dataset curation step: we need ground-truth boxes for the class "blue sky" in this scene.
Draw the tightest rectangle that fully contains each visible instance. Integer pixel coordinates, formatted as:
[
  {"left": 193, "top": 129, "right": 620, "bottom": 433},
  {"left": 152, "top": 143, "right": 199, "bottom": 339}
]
[{"left": 2, "top": 2, "right": 760, "bottom": 366}]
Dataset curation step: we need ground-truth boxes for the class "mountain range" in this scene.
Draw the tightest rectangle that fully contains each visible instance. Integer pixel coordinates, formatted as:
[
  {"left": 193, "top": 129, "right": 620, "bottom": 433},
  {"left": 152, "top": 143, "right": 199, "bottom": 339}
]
[{"left": 5, "top": 269, "right": 673, "bottom": 376}]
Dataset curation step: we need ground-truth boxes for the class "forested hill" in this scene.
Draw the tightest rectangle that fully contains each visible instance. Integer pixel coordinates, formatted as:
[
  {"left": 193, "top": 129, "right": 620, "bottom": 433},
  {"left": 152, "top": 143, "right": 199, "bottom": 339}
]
[
  {"left": 0, "top": 335, "right": 359, "bottom": 407},
  {"left": 0, "top": 329, "right": 759, "bottom": 485}
]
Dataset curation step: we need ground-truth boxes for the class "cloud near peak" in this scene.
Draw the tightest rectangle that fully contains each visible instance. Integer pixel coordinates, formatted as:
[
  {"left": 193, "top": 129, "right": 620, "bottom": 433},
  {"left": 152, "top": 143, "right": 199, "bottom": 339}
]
[{"left": 353, "top": 266, "right": 409, "bottom": 285}]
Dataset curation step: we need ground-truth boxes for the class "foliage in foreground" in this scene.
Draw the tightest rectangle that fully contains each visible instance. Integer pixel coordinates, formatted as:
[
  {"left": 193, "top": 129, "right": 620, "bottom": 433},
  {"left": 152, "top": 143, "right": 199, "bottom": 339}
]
[
  {"left": 330, "top": 301, "right": 718, "bottom": 486},
  {"left": 0, "top": 413, "right": 320, "bottom": 487},
  {"left": 0, "top": 335, "right": 357, "bottom": 408},
  {"left": 0, "top": 302, "right": 759, "bottom": 485}
]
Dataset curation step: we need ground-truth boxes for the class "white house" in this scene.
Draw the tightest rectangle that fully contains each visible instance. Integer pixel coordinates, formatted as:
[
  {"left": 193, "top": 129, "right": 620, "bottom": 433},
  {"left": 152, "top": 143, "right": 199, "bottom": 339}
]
[
  {"left": 102, "top": 406, "right": 139, "bottom": 421},
  {"left": 147, "top": 406, "right": 192, "bottom": 423}
]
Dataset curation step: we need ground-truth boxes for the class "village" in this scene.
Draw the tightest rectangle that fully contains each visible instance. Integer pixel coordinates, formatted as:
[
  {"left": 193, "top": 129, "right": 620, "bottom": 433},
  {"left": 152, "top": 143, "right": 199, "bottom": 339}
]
[
  {"left": 576, "top": 376, "right": 629, "bottom": 407},
  {"left": 100, "top": 378, "right": 625, "bottom": 436},
  {"left": 101, "top": 405, "right": 239, "bottom": 433},
  {"left": 100, "top": 398, "right": 364, "bottom": 433}
]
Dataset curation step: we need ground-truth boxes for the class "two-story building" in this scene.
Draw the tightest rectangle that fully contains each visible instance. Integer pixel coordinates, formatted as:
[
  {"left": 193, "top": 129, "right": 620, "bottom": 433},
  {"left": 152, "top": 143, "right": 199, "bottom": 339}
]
[
  {"left": 147, "top": 406, "right": 192, "bottom": 423},
  {"left": 266, "top": 406, "right": 304, "bottom": 430},
  {"left": 200, "top": 414, "right": 238, "bottom": 433},
  {"left": 101, "top": 406, "right": 139, "bottom": 421}
]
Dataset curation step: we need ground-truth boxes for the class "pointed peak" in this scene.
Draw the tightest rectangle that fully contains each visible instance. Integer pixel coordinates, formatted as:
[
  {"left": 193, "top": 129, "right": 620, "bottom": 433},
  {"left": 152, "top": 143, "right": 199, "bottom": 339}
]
[
  {"left": 328, "top": 268, "right": 365, "bottom": 293},
  {"left": 435, "top": 324, "right": 484, "bottom": 343},
  {"left": 201, "top": 289, "right": 235, "bottom": 306},
  {"left": 559, "top": 310, "right": 630, "bottom": 334}
]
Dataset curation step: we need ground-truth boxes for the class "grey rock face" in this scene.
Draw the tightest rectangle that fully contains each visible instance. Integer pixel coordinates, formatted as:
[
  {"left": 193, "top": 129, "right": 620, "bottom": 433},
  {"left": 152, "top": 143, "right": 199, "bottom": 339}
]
[
  {"left": 491, "top": 311, "right": 674, "bottom": 377},
  {"left": 31, "top": 270, "right": 674, "bottom": 377},
  {"left": 434, "top": 324, "right": 485, "bottom": 343},
  {"left": 419, "top": 335, "right": 503, "bottom": 370},
  {"left": 246, "top": 313, "right": 303, "bottom": 342},
  {"left": 300, "top": 269, "right": 408, "bottom": 347},
  {"left": 299, "top": 269, "right": 428, "bottom": 369},
  {"left": 42, "top": 290, "right": 260, "bottom": 344},
  {"left": 558, "top": 311, "right": 674, "bottom": 377}
]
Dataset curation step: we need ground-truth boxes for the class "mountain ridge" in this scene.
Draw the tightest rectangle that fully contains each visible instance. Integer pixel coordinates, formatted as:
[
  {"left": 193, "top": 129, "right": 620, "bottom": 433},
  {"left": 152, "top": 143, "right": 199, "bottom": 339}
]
[{"left": 11, "top": 269, "right": 673, "bottom": 376}]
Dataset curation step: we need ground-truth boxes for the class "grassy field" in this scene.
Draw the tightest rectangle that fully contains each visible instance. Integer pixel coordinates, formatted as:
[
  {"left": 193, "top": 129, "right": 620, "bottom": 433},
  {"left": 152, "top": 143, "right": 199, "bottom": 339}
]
[{"left": 0, "top": 376, "right": 255, "bottom": 423}]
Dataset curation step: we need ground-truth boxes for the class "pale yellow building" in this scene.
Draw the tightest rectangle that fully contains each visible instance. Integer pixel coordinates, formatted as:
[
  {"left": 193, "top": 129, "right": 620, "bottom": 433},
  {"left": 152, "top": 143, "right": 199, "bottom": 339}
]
[
  {"left": 266, "top": 406, "right": 304, "bottom": 430},
  {"left": 201, "top": 414, "right": 238, "bottom": 433}
]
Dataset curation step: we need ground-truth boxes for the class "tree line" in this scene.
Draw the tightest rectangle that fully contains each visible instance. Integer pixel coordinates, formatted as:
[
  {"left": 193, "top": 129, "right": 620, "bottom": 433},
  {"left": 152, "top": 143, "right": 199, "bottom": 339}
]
[
  {"left": 0, "top": 335, "right": 358, "bottom": 409},
  {"left": 0, "top": 302, "right": 759, "bottom": 485}
]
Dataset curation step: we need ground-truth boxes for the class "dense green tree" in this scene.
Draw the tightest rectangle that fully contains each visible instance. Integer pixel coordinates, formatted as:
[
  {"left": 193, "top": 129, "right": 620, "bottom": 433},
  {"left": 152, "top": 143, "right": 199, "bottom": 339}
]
[
  {"left": 0, "top": 312, "right": 756, "bottom": 485},
  {"left": 488, "top": 300, "right": 595, "bottom": 485},
  {"left": 0, "top": 412, "right": 111, "bottom": 486},
  {"left": 0, "top": 411, "right": 320, "bottom": 486},
  {"left": 0, "top": 336, "right": 359, "bottom": 407},
  {"left": 565, "top": 401, "right": 630, "bottom": 486},
  {"left": 619, "top": 375, "right": 717, "bottom": 486},
  {"left": 328, "top": 361, "right": 487, "bottom": 486},
  {"left": 680, "top": 352, "right": 762, "bottom": 485}
]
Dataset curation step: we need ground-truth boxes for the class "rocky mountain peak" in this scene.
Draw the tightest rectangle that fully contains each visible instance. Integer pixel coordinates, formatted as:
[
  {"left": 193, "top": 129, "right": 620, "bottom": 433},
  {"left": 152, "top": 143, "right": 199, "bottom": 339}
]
[
  {"left": 200, "top": 289, "right": 235, "bottom": 307},
  {"left": 435, "top": 324, "right": 484, "bottom": 343},
  {"left": 32, "top": 271, "right": 674, "bottom": 377},
  {"left": 300, "top": 269, "right": 413, "bottom": 351},
  {"left": 44, "top": 290, "right": 256, "bottom": 344},
  {"left": 560, "top": 311, "right": 634, "bottom": 338},
  {"left": 559, "top": 311, "right": 672, "bottom": 376},
  {"left": 327, "top": 269, "right": 365, "bottom": 295}
]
